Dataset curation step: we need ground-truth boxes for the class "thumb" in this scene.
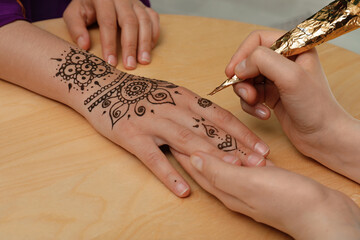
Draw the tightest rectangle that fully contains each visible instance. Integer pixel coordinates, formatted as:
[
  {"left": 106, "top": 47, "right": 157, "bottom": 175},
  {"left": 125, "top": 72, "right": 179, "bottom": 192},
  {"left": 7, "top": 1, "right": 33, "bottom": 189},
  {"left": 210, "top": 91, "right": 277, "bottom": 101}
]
[{"left": 234, "top": 46, "right": 304, "bottom": 94}]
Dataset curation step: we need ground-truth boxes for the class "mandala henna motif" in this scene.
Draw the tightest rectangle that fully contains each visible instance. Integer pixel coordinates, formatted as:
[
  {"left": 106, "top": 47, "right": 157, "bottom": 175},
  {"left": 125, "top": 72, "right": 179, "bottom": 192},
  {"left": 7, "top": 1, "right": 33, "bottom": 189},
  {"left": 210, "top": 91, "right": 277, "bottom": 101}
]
[
  {"left": 197, "top": 98, "right": 213, "bottom": 108},
  {"left": 193, "top": 117, "right": 242, "bottom": 153},
  {"left": 84, "top": 73, "right": 178, "bottom": 127},
  {"left": 52, "top": 48, "right": 113, "bottom": 93}
]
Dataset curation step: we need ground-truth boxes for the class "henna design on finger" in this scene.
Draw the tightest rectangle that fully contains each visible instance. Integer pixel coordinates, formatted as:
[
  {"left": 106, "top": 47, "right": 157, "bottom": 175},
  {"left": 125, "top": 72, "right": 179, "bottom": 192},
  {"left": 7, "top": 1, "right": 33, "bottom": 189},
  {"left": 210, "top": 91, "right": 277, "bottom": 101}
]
[
  {"left": 84, "top": 73, "right": 178, "bottom": 128},
  {"left": 52, "top": 48, "right": 113, "bottom": 93},
  {"left": 192, "top": 117, "right": 244, "bottom": 154},
  {"left": 198, "top": 98, "right": 213, "bottom": 108},
  {"left": 195, "top": 97, "right": 216, "bottom": 109}
]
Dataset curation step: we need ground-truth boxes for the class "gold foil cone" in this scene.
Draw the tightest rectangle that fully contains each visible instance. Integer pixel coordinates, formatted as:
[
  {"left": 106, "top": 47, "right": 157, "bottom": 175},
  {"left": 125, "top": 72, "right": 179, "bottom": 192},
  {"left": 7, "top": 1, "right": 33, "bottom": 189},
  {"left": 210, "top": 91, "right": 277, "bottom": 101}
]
[{"left": 209, "top": 0, "right": 360, "bottom": 95}]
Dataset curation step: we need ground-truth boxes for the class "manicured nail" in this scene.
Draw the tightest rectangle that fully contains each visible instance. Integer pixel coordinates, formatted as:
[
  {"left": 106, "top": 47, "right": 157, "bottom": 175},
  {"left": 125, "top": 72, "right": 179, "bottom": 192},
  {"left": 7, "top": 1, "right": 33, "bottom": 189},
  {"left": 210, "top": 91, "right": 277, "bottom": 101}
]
[
  {"left": 190, "top": 155, "right": 203, "bottom": 171},
  {"left": 235, "top": 59, "right": 247, "bottom": 74},
  {"left": 126, "top": 56, "right": 136, "bottom": 68},
  {"left": 237, "top": 88, "right": 248, "bottom": 100},
  {"left": 141, "top": 52, "right": 151, "bottom": 63},
  {"left": 176, "top": 182, "right": 189, "bottom": 196},
  {"left": 107, "top": 55, "right": 116, "bottom": 66},
  {"left": 223, "top": 155, "right": 238, "bottom": 164},
  {"left": 248, "top": 154, "right": 264, "bottom": 166},
  {"left": 77, "top": 36, "right": 86, "bottom": 49},
  {"left": 254, "top": 142, "right": 269, "bottom": 156},
  {"left": 255, "top": 108, "right": 267, "bottom": 118}
]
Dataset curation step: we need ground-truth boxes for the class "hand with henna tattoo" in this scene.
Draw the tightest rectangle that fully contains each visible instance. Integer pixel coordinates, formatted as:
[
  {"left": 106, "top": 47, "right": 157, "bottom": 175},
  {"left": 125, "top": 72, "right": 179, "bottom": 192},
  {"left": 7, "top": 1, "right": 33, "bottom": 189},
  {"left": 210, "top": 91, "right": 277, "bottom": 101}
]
[{"left": 0, "top": 21, "right": 269, "bottom": 197}]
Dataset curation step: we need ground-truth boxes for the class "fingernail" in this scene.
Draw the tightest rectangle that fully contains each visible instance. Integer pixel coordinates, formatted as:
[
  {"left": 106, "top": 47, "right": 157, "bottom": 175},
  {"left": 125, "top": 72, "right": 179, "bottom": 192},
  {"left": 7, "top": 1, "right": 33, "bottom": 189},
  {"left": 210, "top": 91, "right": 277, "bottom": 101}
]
[
  {"left": 237, "top": 88, "right": 248, "bottom": 100},
  {"left": 190, "top": 155, "right": 203, "bottom": 171},
  {"left": 141, "top": 52, "right": 151, "bottom": 63},
  {"left": 107, "top": 55, "right": 116, "bottom": 66},
  {"left": 255, "top": 108, "right": 267, "bottom": 118},
  {"left": 254, "top": 142, "right": 269, "bottom": 156},
  {"left": 223, "top": 155, "right": 237, "bottom": 164},
  {"left": 176, "top": 182, "right": 189, "bottom": 196},
  {"left": 77, "top": 36, "right": 86, "bottom": 49},
  {"left": 248, "top": 154, "right": 264, "bottom": 166},
  {"left": 127, "top": 56, "right": 136, "bottom": 68},
  {"left": 235, "top": 59, "right": 247, "bottom": 74}
]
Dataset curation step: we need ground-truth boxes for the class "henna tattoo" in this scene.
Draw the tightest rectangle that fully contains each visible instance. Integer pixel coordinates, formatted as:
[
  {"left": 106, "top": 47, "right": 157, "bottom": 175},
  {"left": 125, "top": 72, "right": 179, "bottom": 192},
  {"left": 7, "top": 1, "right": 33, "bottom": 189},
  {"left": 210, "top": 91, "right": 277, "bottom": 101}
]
[
  {"left": 84, "top": 73, "right": 179, "bottom": 128},
  {"left": 197, "top": 98, "right": 213, "bottom": 108},
  {"left": 52, "top": 48, "right": 113, "bottom": 93},
  {"left": 192, "top": 117, "right": 244, "bottom": 153}
]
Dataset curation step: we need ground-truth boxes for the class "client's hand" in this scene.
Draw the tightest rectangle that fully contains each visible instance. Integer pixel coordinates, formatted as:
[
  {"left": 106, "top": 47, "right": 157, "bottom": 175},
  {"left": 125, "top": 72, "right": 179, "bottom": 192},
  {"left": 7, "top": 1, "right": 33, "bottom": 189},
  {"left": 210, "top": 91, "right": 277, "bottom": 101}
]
[{"left": 53, "top": 47, "right": 270, "bottom": 197}]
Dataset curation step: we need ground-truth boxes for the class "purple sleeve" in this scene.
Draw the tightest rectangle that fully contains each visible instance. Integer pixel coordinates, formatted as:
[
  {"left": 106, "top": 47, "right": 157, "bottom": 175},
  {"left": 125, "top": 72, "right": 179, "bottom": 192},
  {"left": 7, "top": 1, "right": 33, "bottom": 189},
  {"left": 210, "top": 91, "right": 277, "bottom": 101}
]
[
  {"left": 141, "top": 0, "right": 151, "bottom": 7},
  {"left": 0, "top": 0, "right": 27, "bottom": 27}
]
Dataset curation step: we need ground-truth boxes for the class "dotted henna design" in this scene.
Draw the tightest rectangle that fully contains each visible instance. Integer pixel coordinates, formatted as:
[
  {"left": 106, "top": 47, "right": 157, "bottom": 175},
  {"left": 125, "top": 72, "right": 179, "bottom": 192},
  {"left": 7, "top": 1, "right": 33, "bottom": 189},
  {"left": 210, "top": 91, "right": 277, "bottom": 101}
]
[
  {"left": 193, "top": 117, "right": 244, "bottom": 153},
  {"left": 84, "top": 73, "right": 179, "bottom": 128},
  {"left": 52, "top": 48, "right": 113, "bottom": 93}
]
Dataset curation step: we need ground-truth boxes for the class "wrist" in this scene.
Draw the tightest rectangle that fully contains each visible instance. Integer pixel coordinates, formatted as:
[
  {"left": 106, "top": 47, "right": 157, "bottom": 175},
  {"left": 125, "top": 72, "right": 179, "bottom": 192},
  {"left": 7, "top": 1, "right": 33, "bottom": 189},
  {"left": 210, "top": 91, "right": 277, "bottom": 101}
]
[{"left": 292, "top": 190, "right": 360, "bottom": 240}]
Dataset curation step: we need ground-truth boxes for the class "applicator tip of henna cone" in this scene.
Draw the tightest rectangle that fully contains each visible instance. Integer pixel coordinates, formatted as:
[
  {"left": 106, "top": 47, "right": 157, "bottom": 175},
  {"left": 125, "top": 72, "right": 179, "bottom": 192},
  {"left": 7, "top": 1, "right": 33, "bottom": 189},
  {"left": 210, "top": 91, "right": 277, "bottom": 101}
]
[{"left": 208, "top": 75, "right": 244, "bottom": 95}]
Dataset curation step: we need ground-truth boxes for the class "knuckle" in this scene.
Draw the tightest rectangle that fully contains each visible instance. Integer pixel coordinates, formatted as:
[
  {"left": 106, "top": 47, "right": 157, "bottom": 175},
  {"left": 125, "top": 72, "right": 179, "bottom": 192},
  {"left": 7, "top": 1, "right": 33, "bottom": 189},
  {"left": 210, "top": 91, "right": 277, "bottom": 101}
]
[
  {"left": 100, "top": 18, "right": 117, "bottom": 29},
  {"left": 252, "top": 46, "right": 266, "bottom": 59},
  {"left": 215, "top": 109, "right": 234, "bottom": 124},
  {"left": 144, "top": 150, "right": 162, "bottom": 168},
  {"left": 177, "top": 128, "right": 194, "bottom": 144},
  {"left": 123, "top": 41, "right": 137, "bottom": 51},
  {"left": 148, "top": 10, "right": 160, "bottom": 21},
  {"left": 123, "top": 17, "right": 139, "bottom": 28},
  {"left": 209, "top": 168, "right": 220, "bottom": 187},
  {"left": 242, "top": 130, "right": 257, "bottom": 147}
]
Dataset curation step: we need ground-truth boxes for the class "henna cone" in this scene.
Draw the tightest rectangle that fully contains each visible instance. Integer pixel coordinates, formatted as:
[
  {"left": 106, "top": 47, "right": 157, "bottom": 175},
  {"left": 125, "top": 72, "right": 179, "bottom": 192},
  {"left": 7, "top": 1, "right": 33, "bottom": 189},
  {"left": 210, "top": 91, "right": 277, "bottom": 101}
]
[{"left": 209, "top": 0, "right": 360, "bottom": 95}]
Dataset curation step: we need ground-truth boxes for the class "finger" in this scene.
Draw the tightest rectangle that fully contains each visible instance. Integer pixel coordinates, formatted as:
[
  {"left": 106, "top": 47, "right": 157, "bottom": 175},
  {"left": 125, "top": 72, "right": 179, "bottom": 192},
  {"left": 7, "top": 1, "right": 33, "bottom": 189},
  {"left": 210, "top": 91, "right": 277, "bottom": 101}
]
[
  {"left": 145, "top": 7, "right": 160, "bottom": 48},
  {"left": 164, "top": 109, "right": 265, "bottom": 167},
  {"left": 189, "top": 96, "right": 270, "bottom": 157},
  {"left": 170, "top": 148, "right": 252, "bottom": 214},
  {"left": 234, "top": 46, "right": 308, "bottom": 95},
  {"left": 94, "top": 0, "right": 118, "bottom": 66},
  {"left": 133, "top": 5, "right": 152, "bottom": 64},
  {"left": 63, "top": 1, "right": 93, "bottom": 50},
  {"left": 116, "top": 2, "right": 139, "bottom": 69},
  {"left": 225, "top": 30, "right": 285, "bottom": 78},
  {"left": 143, "top": 118, "right": 243, "bottom": 165},
  {"left": 189, "top": 151, "right": 256, "bottom": 199},
  {"left": 240, "top": 100, "right": 271, "bottom": 120},
  {"left": 127, "top": 136, "right": 190, "bottom": 197},
  {"left": 232, "top": 79, "right": 258, "bottom": 105}
]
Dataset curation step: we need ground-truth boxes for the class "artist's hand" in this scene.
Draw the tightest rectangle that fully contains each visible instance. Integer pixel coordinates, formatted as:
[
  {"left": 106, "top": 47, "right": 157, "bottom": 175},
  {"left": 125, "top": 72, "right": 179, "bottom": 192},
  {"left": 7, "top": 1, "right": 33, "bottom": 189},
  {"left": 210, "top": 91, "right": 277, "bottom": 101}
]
[
  {"left": 171, "top": 150, "right": 360, "bottom": 239},
  {"left": 63, "top": 0, "right": 159, "bottom": 69},
  {"left": 81, "top": 72, "right": 270, "bottom": 198},
  {"left": 225, "top": 30, "right": 354, "bottom": 169}
]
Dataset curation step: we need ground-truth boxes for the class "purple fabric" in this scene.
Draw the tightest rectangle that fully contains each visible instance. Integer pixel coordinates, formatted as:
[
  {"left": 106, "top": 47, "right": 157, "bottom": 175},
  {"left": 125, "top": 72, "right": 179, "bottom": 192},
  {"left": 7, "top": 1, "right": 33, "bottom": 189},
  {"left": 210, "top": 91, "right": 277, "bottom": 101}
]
[{"left": 0, "top": 0, "right": 151, "bottom": 27}]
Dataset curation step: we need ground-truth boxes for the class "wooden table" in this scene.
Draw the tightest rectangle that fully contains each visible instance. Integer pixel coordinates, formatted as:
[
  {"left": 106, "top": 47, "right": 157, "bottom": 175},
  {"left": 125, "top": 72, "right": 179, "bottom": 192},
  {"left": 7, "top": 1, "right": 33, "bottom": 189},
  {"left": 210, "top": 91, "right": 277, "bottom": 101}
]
[{"left": 1, "top": 15, "right": 359, "bottom": 239}]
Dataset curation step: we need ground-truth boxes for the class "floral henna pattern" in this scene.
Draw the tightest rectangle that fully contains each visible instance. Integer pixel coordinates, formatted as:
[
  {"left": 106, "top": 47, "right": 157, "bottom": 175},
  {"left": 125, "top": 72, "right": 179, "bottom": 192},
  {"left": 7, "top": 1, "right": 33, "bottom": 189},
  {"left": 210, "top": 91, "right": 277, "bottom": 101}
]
[
  {"left": 197, "top": 98, "right": 213, "bottom": 108},
  {"left": 193, "top": 117, "right": 246, "bottom": 154},
  {"left": 84, "top": 73, "right": 179, "bottom": 128},
  {"left": 52, "top": 48, "right": 113, "bottom": 93}
]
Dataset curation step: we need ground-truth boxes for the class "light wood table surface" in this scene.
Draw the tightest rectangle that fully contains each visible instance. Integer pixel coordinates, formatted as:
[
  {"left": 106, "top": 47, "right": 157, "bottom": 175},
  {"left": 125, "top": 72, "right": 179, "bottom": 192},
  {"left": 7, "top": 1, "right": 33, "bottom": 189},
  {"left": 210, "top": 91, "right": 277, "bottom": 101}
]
[{"left": 1, "top": 15, "right": 360, "bottom": 240}]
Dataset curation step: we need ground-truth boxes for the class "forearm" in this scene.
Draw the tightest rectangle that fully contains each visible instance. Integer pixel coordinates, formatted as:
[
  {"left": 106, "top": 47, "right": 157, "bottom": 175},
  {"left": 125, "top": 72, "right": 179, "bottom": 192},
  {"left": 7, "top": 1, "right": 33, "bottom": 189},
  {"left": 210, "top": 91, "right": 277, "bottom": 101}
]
[{"left": 0, "top": 20, "right": 119, "bottom": 118}]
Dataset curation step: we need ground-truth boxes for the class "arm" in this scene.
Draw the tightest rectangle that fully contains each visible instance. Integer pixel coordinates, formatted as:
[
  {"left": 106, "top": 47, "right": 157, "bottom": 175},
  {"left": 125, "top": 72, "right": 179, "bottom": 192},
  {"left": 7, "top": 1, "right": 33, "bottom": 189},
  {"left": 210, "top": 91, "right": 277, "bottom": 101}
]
[
  {"left": 0, "top": 21, "right": 270, "bottom": 197},
  {"left": 226, "top": 30, "right": 360, "bottom": 183},
  {"left": 171, "top": 150, "right": 360, "bottom": 239}
]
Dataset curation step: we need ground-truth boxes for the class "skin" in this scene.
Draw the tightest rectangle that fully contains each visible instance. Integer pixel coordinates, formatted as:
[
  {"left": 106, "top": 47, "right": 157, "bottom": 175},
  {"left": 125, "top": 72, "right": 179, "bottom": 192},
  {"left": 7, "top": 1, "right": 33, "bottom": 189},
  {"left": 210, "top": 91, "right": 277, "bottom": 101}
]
[
  {"left": 171, "top": 150, "right": 360, "bottom": 240},
  {"left": 63, "top": 0, "right": 160, "bottom": 69},
  {"left": 171, "top": 30, "right": 360, "bottom": 238},
  {"left": 226, "top": 30, "right": 360, "bottom": 184},
  {"left": 0, "top": 21, "right": 269, "bottom": 198}
]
